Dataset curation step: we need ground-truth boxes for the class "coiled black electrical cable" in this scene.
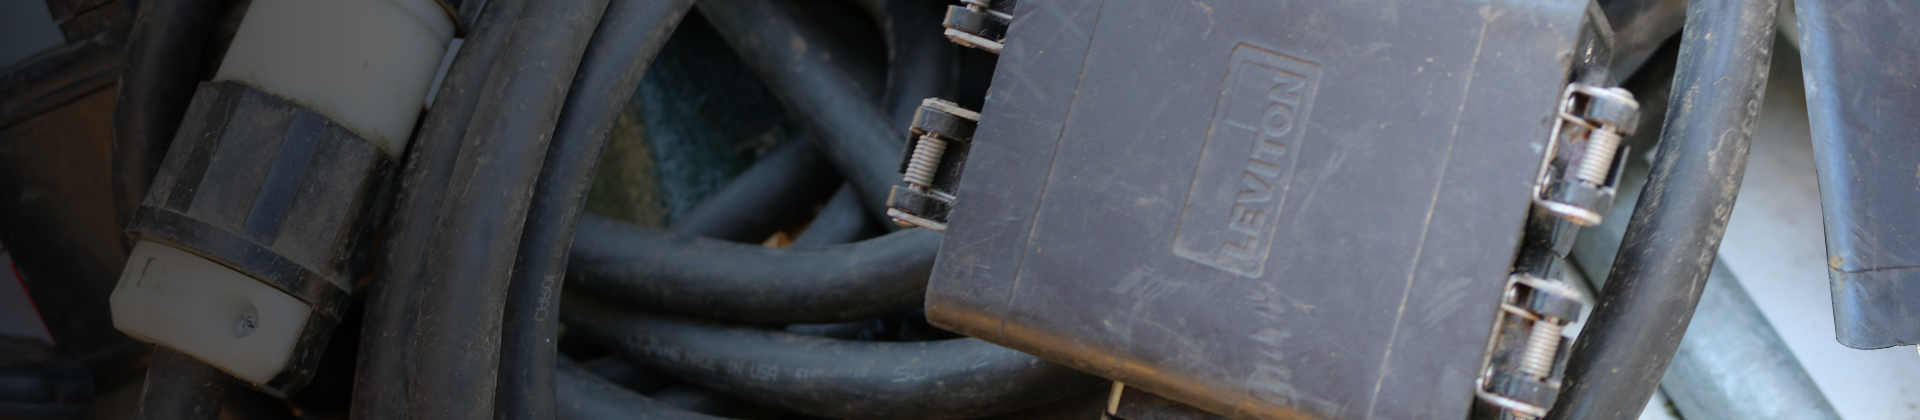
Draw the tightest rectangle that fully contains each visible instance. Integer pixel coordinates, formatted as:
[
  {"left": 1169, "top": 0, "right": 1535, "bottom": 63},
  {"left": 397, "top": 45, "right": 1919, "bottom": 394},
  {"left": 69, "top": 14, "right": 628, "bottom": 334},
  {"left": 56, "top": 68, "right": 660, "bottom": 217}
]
[
  {"left": 562, "top": 292, "right": 1104, "bottom": 420},
  {"left": 791, "top": 184, "right": 882, "bottom": 247},
  {"left": 495, "top": 0, "right": 695, "bottom": 419},
  {"left": 132, "top": 347, "right": 227, "bottom": 420},
  {"left": 700, "top": 0, "right": 910, "bottom": 219},
  {"left": 566, "top": 0, "right": 950, "bottom": 325},
  {"left": 351, "top": 0, "right": 527, "bottom": 417},
  {"left": 110, "top": 0, "right": 222, "bottom": 237},
  {"left": 667, "top": 138, "right": 842, "bottom": 243},
  {"left": 1598, "top": 0, "right": 1687, "bottom": 70},
  {"left": 569, "top": 214, "right": 932, "bottom": 324},
  {"left": 476, "top": 0, "right": 1070, "bottom": 418},
  {"left": 764, "top": 0, "right": 946, "bottom": 249},
  {"left": 878, "top": 0, "right": 958, "bottom": 132},
  {"left": 404, "top": 0, "right": 610, "bottom": 417},
  {"left": 784, "top": 308, "right": 955, "bottom": 342},
  {"left": 552, "top": 4, "right": 944, "bottom": 412},
  {"left": 1547, "top": 0, "right": 1778, "bottom": 417},
  {"left": 578, "top": 356, "right": 673, "bottom": 395},
  {"left": 555, "top": 359, "right": 727, "bottom": 420}
]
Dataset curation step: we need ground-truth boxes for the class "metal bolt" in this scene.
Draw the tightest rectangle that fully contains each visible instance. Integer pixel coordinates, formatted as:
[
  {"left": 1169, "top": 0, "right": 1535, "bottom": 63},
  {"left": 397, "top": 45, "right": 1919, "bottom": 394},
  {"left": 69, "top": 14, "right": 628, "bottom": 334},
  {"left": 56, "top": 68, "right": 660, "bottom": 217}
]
[
  {"left": 1518, "top": 318, "right": 1563, "bottom": 379},
  {"left": 904, "top": 135, "right": 948, "bottom": 192},
  {"left": 1574, "top": 127, "right": 1621, "bottom": 185},
  {"left": 1571, "top": 85, "right": 1637, "bottom": 186}
]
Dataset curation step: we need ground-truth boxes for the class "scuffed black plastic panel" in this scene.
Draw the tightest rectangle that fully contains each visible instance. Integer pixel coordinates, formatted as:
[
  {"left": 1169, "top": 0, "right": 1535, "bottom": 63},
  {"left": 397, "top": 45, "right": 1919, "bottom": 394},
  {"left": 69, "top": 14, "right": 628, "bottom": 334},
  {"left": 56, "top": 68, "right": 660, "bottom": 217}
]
[
  {"left": 1797, "top": 0, "right": 1920, "bottom": 350},
  {"left": 926, "top": 1, "right": 1595, "bottom": 419}
]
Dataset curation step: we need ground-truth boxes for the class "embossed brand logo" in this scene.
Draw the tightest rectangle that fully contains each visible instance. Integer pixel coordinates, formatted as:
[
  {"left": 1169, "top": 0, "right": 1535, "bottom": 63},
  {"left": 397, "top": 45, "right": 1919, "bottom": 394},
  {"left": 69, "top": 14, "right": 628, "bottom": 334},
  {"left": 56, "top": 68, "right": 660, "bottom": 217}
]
[{"left": 1173, "top": 44, "right": 1319, "bottom": 278}]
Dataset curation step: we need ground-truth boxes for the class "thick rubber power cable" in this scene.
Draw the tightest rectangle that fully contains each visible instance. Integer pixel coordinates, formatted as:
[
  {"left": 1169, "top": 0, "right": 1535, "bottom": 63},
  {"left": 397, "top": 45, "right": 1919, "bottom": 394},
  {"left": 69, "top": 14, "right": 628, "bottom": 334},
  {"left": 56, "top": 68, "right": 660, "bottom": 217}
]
[
  {"left": 133, "top": 347, "right": 228, "bottom": 420},
  {"left": 566, "top": 0, "right": 945, "bottom": 324},
  {"left": 1597, "top": 0, "right": 1687, "bottom": 70},
  {"left": 667, "top": 138, "right": 842, "bottom": 243},
  {"left": 110, "top": 0, "right": 221, "bottom": 242},
  {"left": 403, "top": 0, "right": 610, "bottom": 417},
  {"left": 349, "top": 0, "right": 527, "bottom": 417},
  {"left": 1569, "top": 41, "right": 1841, "bottom": 419},
  {"left": 877, "top": 0, "right": 958, "bottom": 133},
  {"left": 561, "top": 292, "right": 1103, "bottom": 420},
  {"left": 1544, "top": 0, "right": 1778, "bottom": 417},
  {"left": 775, "top": 0, "right": 951, "bottom": 247},
  {"left": 699, "top": 0, "right": 909, "bottom": 222},
  {"left": 666, "top": 0, "right": 933, "bottom": 242},
  {"left": 1571, "top": 150, "right": 1843, "bottom": 420},
  {"left": 791, "top": 184, "right": 880, "bottom": 247},
  {"left": 494, "top": 0, "right": 694, "bottom": 419},
  {"left": 569, "top": 214, "right": 929, "bottom": 324},
  {"left": 555, "top": 358, "right": 728, "bottom": 420}
]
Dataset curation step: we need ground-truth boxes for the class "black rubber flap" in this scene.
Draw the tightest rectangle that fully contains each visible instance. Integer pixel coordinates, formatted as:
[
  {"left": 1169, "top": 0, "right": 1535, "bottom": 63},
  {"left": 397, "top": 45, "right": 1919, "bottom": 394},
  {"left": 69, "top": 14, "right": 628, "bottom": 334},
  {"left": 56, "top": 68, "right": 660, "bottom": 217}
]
[{"left": 1797, "top": 0, "right": 1920, "bottom": 350}]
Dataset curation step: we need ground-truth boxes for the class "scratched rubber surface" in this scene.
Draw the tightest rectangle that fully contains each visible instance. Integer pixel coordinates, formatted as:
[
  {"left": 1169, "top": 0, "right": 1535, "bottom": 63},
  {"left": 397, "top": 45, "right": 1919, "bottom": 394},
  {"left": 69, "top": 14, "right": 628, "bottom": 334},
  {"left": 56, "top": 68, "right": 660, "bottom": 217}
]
[{"left": 923, "top": 0, "right": 1603, "bottom": 419}]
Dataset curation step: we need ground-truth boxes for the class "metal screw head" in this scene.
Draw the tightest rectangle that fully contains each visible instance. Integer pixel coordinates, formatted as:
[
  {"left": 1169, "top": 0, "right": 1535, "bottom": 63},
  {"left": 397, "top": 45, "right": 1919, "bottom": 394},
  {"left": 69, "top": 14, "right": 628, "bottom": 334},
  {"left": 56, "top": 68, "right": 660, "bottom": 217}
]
[{"left": 234, "top": 307, "right": 258, "bottom": 338}]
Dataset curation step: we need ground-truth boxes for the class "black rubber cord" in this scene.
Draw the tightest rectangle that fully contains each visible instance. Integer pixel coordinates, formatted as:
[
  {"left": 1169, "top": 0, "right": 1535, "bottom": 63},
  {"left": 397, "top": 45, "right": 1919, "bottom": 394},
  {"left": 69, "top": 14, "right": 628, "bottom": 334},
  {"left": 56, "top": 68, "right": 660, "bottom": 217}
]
[
  {"left": 564, "top": 0, "right": 946, "bottom": 325},
  {"left": 1545, "top": 0, "right": 1777, "bottom": 418},
  {"left": 790, "top": 184, "right": 882, "bottom": 247},
  {"left": 578, "top": 356, "right": 672, "bottom": 395},
  {"left": 350, "top": 0, "right": 527, "bottom": 417},
  {"left": 110, "top": 0, "right": 221, "bottom": 239},
  {"left": 555, "top": 358, "right": 728, "bottom": 420},
  {"left": 561, "top": 292, "right": 1104, "bottom": 420},
  {"left": 495, "top": 0, "right": 695, "bottom": 419},
  {"left": 878, "top": 0, "right": 958, "bottom": 132},
  {"left": 569, "top": 214, "right": 933, "bottom": 324},
  {"left": 784, "top": 308, "right": 957, "bottom": 342},
  {"left": 1598, "top": 0, "right": 1687, "bottom": 69},
  {"left": 667, "top": 138, "right": 842, "bottom": 243},
  {"left": 404, "top": 0, "right": 610, "bottom": 417},
  {"left": 699, "top": 0, "right": 909, "bottom": 222},
  {"left": 745, "top": 0, "right": 946, "bottom": 249},
  {"left": 134, "top": 347, "right": 228, "bottom": 420}
]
